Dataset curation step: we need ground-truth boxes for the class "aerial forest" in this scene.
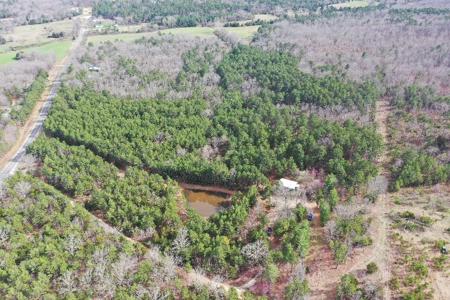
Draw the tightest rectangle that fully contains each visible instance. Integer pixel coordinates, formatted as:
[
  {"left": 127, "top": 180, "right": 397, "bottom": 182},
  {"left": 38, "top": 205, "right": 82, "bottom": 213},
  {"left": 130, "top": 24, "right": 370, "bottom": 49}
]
[{"left": 1, "top": 0, "right": 449, "bottom": 299}]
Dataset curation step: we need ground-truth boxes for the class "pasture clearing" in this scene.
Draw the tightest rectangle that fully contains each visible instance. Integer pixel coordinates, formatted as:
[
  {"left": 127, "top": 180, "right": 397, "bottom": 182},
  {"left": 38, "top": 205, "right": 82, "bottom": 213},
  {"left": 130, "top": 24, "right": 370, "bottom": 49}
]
[
  {"left": 87, "top": 27, "right": 214, "bottom": 44},
  {"left": 0, "top": 40, "right": 72, "bottom": 65},
  {"left": 223, "top": 25, "right": 259, "bottom": 40},
  {"left": 330, "top": 0, "right": 370, "bottom": 9},
  {"left": 0, "top": 19, "right": 74, "bottom": 52},
  {"left": 87, "top": 25, "right": 260, "bottom": 44}
]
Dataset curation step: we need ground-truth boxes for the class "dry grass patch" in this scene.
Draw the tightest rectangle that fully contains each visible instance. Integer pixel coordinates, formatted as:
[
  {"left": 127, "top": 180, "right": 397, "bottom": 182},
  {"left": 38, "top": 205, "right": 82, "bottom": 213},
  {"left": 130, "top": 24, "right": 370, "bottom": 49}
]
[{"left": 388, "top": 186, "right": 450, "bottom": 298}]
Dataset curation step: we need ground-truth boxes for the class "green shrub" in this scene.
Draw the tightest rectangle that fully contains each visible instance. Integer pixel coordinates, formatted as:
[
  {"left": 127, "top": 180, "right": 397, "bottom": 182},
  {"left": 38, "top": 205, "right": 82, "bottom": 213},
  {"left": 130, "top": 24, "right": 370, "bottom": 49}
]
[
  {"left": 418, "top": 215, "right": 433, "bottom": 226},
  {"left": 393, "top": 197, "right": 402, "bottom": 205},
  {"left": 285, "top": 278, "right": 310, "bottom": 300},
  {"left": 319, "top": 200, "right": 331, "bottom": 226},
  {"left": 404, "top": 274, "right": 418, "bottom": 287},
  {"left": 365, "top": 192, "right": 378, "bottom": 203},
  {"left": 402, "top": 289, "right": 428, "bottom": 300},
  {"left": 410, "top": 261, "right": 428, "bottom": 278},
  {"left": 399, "top": 211, "right": 415, "bottom": 219},
  {"left": 263, "top": 263, "right": 279, "bottom": 284},
  {"left": 433, "top": 255, "right": 448, "bottom": 271},
  {"left": 330, "top": 240, "right": 349, "bottom": 264},
  {"left": 353, "top": 236, "right": 373, "bottom": 247},
  {"left": 434, "top": 239, "right": 447, "bottom": 250},
  {"left": 366, "top": 262, "right": 378, "bottom": 274},
  {"left": 337, "top": 274, "right": 359, "bottom": 299},
  {"left": 389, "top": 278, "right": 400, "bottom": 290}
]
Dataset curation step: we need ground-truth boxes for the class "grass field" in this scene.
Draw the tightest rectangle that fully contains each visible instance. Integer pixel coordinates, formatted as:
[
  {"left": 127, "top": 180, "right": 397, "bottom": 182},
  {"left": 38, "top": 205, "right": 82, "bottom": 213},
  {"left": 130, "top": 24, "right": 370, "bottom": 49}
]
[
  {"left": 0, "top": 40, "right": 72, "bottom": 65},
  {"left": 224, "top": 26, "right": 259, "bottom": 40},
  {"left": 0, "top": 19, "right": 74, "bottom": 53},
  {"left": 87, "top": 25, "right": 260, "bottom": 44},
  {"left": 330, "top": 0, "right": 370, "bottom": 9}
]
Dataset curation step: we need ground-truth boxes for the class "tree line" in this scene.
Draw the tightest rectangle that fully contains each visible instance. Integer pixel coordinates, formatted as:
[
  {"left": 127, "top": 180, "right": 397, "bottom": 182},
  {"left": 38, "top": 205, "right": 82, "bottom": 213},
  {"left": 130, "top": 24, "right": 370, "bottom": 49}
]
[
  {"left": 93, "top": 0, "right": 337, "bottom": 27},
  {"left": 10, "top": 70, "right": 47, "bottom": 124}
]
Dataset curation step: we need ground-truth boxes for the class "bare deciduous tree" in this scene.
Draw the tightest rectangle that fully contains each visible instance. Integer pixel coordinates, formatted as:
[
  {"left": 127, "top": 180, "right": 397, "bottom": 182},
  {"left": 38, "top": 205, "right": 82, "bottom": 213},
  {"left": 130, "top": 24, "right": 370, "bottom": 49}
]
[
  {"left": 64, "top": 234, "right": 81, "bottom": 256},
  {"left": 79, "top": 268, "right": 93, "bottom": 290},
  {"left": 14, "top": 181, "right": 32, "bottom": 198},
  {"left": 0, "top": 0, "right": 83, "bottom": 26},
  {"left": 66, "top": 36, "right": 227, "bottom": 102},
  {"left": 111, "top": 253, "right": 138, "bottom": 286},
  {"left": 0, "top": 227, "right": 10, "bottom": 247},
  {"left": 157, "top": 255, "right": 177, "bottom": 284},
  {"left": 241, "top": 240, "right": 269, "bottom": 266},
  {"left": 133, "top": 226, "right": 155, "bottom": 241},
  {"left": 58, "top": 271, "right": 77, "bottom": 295},
  {"left": 254, "top": 12, "right": 450, "bottom": 94},
  {"left": 171, "top": 227, "right": 190, "bottom": 257}
]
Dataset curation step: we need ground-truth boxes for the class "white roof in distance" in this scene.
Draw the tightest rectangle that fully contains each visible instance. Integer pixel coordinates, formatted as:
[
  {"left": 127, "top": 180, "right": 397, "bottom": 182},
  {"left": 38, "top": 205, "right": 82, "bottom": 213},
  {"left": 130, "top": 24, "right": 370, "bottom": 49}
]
[{"left": 279, "top": 178, "right": 300, "bottom": 190}]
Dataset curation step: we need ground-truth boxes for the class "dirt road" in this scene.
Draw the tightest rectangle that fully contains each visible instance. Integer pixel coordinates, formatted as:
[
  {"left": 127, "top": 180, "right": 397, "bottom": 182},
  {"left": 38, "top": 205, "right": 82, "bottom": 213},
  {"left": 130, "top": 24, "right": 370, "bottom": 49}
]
[
  {"left": 0, "top": 10, "right": 90, "bottom": 182},
  {"left": 349, "top": 100, "right": 392, "bottom": 300},
  {"left": 307, "top": 100, "right": 393, "bottom": 299}
]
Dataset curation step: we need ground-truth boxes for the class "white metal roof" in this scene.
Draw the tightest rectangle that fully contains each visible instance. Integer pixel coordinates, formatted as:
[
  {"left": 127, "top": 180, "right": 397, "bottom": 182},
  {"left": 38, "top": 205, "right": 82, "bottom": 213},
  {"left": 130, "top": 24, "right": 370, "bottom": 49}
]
[{"left": 279, "top": 178, "right": 299, "bottom": 190}]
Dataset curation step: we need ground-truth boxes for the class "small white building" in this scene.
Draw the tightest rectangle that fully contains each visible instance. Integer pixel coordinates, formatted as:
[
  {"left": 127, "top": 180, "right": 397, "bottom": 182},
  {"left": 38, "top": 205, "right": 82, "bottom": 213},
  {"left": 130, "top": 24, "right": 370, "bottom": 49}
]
[{"left": 279, "top": 178, "right": 299, "bottom": 190}]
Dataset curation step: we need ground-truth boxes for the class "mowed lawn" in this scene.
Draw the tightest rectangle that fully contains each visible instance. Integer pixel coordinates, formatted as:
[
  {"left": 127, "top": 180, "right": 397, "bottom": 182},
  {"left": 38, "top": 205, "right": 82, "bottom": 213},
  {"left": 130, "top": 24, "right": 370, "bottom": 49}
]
[
  {"left": 87, "top": 25, "right": 260, "bottom": 44},
  {"left": 0, "top": 40, "right": 72, "bottom": 65}
]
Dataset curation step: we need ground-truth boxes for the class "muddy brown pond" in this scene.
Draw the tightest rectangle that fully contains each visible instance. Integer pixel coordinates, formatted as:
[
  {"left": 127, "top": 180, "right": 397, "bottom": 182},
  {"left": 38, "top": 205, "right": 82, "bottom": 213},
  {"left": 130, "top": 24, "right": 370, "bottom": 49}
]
[{"left": 183, "top": 189, "right": 230, "bottom": 218}]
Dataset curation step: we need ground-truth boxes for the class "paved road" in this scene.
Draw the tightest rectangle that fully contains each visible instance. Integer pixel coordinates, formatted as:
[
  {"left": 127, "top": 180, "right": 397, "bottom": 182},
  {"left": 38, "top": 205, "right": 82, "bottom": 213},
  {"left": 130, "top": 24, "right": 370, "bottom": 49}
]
[
  {"left": 0, "top": 16, "right": 89, "bottom": 182},
  {"left": 0, "top": 81, "right": 61, "bottom": 180}
]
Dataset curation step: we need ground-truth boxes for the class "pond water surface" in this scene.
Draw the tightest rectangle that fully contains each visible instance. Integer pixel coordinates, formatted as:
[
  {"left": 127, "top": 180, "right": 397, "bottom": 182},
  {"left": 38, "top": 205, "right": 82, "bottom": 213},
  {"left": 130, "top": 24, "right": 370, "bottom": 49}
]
[{"left": 183, "top": 189, "right": 230, "bottom": 218}]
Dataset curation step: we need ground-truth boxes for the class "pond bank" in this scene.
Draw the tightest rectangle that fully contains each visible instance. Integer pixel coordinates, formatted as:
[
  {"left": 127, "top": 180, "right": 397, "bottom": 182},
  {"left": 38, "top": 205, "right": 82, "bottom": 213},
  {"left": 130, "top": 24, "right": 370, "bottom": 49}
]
[{"left": 179, "top": 182, "right": 236, "bottom": 195}]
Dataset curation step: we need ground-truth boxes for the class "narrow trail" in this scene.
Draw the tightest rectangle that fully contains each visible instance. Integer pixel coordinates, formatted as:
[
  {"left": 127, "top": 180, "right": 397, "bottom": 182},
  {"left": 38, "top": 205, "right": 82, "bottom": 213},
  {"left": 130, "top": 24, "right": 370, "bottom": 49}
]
[
  {"left": 75, "top": 192, "right": 245, "bottom": 295},
  {"left": 358, "top": 100, "right": 392, "bottom": 299},
  {"left": 349, "top": 100, "right": 393, "bottom": 299},
  {"left": 93, "top": 204, "right": 244, "bottom": 295},
  {"left": 307, "top": 100, "right": 393, "bottom": 299}
]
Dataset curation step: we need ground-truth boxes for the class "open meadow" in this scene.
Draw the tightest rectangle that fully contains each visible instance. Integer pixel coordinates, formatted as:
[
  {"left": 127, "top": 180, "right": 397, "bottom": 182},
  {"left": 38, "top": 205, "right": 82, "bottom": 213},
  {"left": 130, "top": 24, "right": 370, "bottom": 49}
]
[
  {"left": 0, "top": 19, "right": 74, "bottom": 52},
  {"left": 87, "top": 25, "right": 260, "bottom": 44},
  {"left": 0, "top": 40, "right": 72, "bottom": 65}
]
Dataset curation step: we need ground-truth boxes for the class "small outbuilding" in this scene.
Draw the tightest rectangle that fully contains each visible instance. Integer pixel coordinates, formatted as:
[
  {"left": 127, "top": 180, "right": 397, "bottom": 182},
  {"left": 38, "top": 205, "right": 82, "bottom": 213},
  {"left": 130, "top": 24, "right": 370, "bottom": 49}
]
[{"left": 279, "top": 178, "right": 300, "bottom": 190}]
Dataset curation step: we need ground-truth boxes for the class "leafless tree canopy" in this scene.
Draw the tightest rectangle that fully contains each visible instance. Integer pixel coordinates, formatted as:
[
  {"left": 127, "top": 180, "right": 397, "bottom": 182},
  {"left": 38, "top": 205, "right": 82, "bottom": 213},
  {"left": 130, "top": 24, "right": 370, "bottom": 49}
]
[
  {"left": 66, "top": 35, "right": 227, "bottom": 101},
  {"left": 0, "top": 0, "right": 89, "bottom": 26},
  {"left": 0, "top": 53, "right": 54, "bottom": 152},
  {"left": 253, "top": 11, "right": 450, "bottom": 94},
  {"left": 386, "top": 0, "right": 450, "bottom": 9},
  {"left": 0, "top": 53, "right": 54, "bottom": 101}
]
